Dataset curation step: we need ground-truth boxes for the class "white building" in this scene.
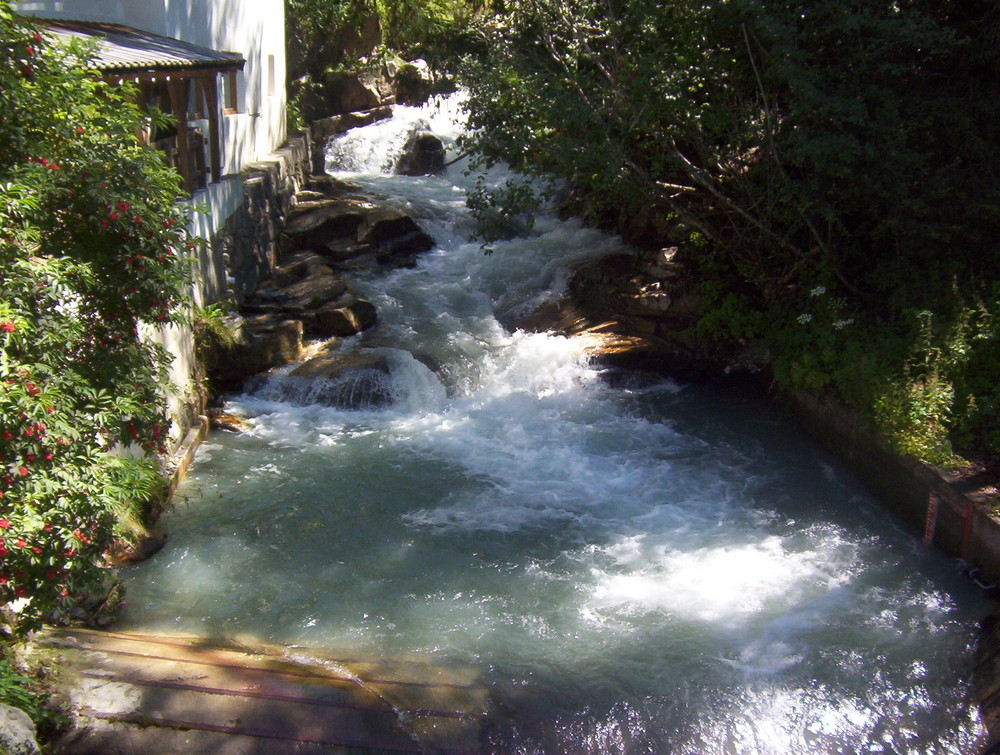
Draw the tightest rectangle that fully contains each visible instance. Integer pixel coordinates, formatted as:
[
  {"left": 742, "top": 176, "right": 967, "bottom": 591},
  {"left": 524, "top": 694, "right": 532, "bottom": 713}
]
[
  {"left": 15, "top": 0, "right": 293, "bottom": 446},
  {"left": 15, "top": 0, "right": 287, "bottom": 261}
]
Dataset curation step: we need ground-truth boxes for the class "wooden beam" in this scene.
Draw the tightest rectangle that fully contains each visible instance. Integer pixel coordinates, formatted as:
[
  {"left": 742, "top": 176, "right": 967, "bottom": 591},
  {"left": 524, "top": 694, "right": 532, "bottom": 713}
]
[
  {"left": 201, "top": 74, "right": 223, "bottom": 183},
  {"left": 166, "top": 77, "right": 191, "bottom": 193}
]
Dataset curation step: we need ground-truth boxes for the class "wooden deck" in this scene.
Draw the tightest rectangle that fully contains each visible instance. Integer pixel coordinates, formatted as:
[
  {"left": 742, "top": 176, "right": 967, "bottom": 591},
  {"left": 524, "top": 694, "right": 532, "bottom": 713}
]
[{"left": 34, "top": 627, "right": 490, "bottom": 754}]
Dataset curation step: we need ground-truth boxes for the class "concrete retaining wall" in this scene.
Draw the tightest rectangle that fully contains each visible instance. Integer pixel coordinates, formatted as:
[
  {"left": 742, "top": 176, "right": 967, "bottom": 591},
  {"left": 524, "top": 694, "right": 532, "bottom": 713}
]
[{"left": 786, "top": 389, "right": 1000, "bottom": 587}]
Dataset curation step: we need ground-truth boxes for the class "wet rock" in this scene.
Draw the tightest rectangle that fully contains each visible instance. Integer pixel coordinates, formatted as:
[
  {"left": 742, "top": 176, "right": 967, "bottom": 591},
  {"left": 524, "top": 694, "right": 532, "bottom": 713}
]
[
  {"left": 306, "top": 175, "right": 366, "bottom": 198},
  {"left": 212, "top": 316, "right": 304, "bottom": 391},
  {"left": 568, "top": 252, "right": 758, "bottom": 381},
  {"left": 281, "top": 200, "right": 373, "bottom": 253},
  {"left": 313, "top": 297, "right": 378, "bottom": 337},
  {"left": 358, "top": 207, "right": 435, "bottom": 267},
  {"left": 0, "top": 703, "right": 40, "bottom": 755},
  {"left": 285, "top": 351, "right": 394, "bottom": 409},
  {"left": 209, "top": 412, "right": 253, "bottom": 434},
  {"left": 394, "top": 130, "right": 445, "bottom": 176},
  {"left": 110, "top": 530, "right": 167, "bottom": 565},
  {"left": 271, "top": 250, "right": 335, "bottom": 287}
]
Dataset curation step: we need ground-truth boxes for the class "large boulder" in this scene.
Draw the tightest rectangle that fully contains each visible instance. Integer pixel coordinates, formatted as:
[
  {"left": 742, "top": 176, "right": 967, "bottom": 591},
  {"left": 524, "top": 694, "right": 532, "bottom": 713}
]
[
  {"left": 393, "top": 59, "right": 433, "bottom": 106},
  {"left": 394, "top": 130, "right": 445, "bottom": 176},
  {"left": 358, "top": 207, "right": 435, "bottom": 268},
  {"left": 211, "top": 315, "right": 304, "bottom": 391},
  {"left": 242, "top": 257, "right": 377, "bottom": 340},
  {"left": 323, "top": 70, "right": 383, "bottom": 115},
  {"left": 567, "top": 251, "right": 760, "bottom": 380},
  {"left": 313, "top": 297, "right": 378, "bottom": 337},
  {"left": 281, "top": 351, "right": 394, "bottom": 409},
  {"left": 280, "top": 200, "right": 373, "bottom": 254}
]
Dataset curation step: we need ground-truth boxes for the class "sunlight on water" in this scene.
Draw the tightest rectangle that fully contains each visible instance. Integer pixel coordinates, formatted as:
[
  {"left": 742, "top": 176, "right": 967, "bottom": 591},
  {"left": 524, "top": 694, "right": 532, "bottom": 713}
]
[{"left": 122, "top": 94, "right": 990, "bottom": 753}]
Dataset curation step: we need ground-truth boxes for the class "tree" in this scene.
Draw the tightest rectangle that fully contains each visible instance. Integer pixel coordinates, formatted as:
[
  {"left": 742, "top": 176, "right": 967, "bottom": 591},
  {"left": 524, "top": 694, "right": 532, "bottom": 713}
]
[
  {"left": 0, "top": 3, "right": 192, "bottom": 630},
  {"left": 459, "top": 0, "right": 1000, "bottom": 461}
]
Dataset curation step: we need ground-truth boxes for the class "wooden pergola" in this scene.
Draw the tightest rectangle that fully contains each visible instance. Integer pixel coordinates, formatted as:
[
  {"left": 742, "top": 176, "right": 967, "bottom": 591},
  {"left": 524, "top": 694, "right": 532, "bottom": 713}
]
[{"left": 39, "top": 19, "right": 245, "bottom": 193}]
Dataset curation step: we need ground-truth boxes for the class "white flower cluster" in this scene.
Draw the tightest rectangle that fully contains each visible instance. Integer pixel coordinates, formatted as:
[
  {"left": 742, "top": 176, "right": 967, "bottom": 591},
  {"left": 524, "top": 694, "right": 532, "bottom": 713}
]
[
  {"left": 797, "top": 313, "right": 813, "bottom": 324},
  {"left": 809, "top": 286, "right": 826, "bottom": 297}
]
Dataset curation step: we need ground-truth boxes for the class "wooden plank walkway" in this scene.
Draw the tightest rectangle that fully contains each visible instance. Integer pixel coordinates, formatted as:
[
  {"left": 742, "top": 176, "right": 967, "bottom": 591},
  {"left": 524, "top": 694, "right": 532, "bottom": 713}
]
[{"left": 33, "top": 627, "right": 490, "bottom": 754}]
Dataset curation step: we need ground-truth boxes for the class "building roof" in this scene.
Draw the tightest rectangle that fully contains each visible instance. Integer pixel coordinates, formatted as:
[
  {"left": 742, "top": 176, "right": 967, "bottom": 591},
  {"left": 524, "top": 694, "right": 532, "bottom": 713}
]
[{"left": 38, "top": 19, "right": 245, "bottom": 74}]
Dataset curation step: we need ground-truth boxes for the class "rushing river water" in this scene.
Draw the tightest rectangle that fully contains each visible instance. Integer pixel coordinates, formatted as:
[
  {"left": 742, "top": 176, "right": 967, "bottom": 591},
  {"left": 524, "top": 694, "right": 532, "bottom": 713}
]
[{"left": 123, "top": 96, "right": 991, "bottom": 753}]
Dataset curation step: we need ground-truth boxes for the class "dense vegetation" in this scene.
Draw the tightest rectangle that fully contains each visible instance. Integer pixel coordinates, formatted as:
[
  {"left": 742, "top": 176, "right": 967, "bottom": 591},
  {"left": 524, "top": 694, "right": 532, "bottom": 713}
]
[
  {"left": 287, "top": 0, "right": 485, "bottom": 80},
  {"left": 459, "top": 0, "right": 1000, "bottom": 466},
  {"left": 0, "top": 4, "right": 191, "bottom": 632}
]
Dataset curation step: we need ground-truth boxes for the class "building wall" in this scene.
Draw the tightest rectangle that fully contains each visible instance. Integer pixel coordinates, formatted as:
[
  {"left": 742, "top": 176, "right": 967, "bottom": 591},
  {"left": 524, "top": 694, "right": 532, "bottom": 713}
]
[{"left": 15, "top": 0, "right": 287, "bottom": 169}]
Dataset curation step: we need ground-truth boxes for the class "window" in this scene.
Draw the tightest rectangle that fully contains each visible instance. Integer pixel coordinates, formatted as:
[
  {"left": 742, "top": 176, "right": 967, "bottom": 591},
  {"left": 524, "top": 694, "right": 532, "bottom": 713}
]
[{"left": 221, "top": 70, "right": 239, "bottom": 114}]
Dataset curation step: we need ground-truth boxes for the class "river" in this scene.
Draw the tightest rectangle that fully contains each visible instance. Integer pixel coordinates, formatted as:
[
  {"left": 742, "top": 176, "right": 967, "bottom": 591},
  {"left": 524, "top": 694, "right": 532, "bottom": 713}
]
[{"left": 121, "top": 95, "right": 990, "bottom": 753}]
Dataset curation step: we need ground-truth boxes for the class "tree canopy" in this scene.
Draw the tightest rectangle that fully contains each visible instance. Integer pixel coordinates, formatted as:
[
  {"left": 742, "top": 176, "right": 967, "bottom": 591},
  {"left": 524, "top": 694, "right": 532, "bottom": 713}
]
[{"left": 459, "top": 0, "right": 1000, "bottom": 463}]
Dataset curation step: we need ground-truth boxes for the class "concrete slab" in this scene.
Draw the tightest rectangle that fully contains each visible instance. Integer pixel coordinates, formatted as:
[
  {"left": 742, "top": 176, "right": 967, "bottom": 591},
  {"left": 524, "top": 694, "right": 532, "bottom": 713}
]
[{"left": 33, "top": 628, "right": 489, "bottom": 754}]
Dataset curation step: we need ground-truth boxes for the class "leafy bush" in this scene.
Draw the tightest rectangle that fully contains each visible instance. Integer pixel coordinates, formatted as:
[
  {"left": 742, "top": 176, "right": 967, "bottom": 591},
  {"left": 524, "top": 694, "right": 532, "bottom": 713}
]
[
  {"left": 459, "top": 0, "right": 1000, "bottom": 464},
  {"left": 0, "top": 4, "right": 192, "bottom": 631}
]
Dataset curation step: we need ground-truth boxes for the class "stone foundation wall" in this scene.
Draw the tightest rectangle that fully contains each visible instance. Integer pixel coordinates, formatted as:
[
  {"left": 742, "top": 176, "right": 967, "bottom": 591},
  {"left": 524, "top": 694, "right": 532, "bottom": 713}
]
[{"left": 214, "top": 127, "right": 314, "bottom": 302}]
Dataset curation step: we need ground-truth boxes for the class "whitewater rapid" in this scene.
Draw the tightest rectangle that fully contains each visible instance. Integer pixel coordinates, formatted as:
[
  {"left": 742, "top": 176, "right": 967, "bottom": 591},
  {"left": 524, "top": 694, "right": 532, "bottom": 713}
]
[{"left": 122, "top": 94, "right": 990, "bottom": 753}]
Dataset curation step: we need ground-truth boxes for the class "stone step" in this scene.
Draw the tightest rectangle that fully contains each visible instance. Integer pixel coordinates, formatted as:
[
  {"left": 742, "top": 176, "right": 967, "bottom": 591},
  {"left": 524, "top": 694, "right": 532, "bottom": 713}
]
[{"left": 34, "top": 628, "right": 488, "bottom": 754}]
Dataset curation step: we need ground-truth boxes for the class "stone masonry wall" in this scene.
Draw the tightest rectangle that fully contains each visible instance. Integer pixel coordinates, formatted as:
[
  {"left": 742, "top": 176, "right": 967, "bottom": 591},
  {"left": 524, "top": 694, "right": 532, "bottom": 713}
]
[{"left": 214, "top": 127, "right": 313, "bottom": 302}]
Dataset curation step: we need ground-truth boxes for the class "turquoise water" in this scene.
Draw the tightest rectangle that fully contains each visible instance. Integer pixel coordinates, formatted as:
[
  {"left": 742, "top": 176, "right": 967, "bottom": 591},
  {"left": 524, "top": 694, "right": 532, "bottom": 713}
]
[{"left": 122, "top": 97, "right": 990, "bottom": 753}]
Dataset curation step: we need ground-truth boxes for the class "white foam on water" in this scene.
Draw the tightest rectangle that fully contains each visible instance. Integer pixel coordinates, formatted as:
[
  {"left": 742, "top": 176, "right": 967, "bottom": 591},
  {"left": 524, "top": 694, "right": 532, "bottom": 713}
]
[
  {"left": 583, "top": 530, "right": 856, "bottom": 625},
  {"left": 122, "top": 92, "right": 989, "bottom": 753}
]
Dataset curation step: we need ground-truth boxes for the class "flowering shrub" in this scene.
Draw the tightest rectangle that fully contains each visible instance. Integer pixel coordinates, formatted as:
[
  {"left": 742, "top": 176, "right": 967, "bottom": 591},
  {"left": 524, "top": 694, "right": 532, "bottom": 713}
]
[{"left": 1, "top": 4, "right": 191, "bottom": 630}]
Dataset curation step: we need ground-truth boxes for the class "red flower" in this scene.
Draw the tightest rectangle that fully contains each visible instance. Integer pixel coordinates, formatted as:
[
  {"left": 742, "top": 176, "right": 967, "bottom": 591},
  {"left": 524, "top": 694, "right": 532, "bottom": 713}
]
[
  {"left": 76, "top": 126, "right": 85, "bottom": 134},
  {"left": 26, "top": 45, "right": 34, "bottom": 57},
  {"left": 117, "top": 202, "right": 130, "bottom": 212},
  {"left": 14, "top": 588, "right": 27, "bottom": 597},
  {"left": 109, "top": 211, "right": 120, "bottom": 220},
  {"left": 48, "top": 163, "right": 60, "bottom": 171},
  {"left": 0, "top": 520, "right": 9, "bottom": 529},
  {"left": 0, "top": 322, "right": 14, "bottom": 333},
  {"left": 31, "top": 546, "right": 42, "bottom": 555},
  {"left": 15, "top": 539, "right": 26, "bottom": 549},
  {"left": 17, "top": 466, "right": 27, "bottom": 477},
  {"left": 33, "top": 31, "right": 42, "bottom": 43}
]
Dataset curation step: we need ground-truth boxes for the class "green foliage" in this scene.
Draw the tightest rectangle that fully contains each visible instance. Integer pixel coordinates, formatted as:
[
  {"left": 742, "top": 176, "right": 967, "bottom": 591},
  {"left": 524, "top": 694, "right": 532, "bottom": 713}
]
[
  {"left": 460, "top": 0, "right": 1000, "bottom": 465},
  {"left": 286, "top": 0, "right": 487, "bottom": 79},
  {"left": 192, "top": 302, "right": 239, "bottom": 384},
  {"left": 0, "top": 655, "right": 57, "bottom": 730},
  {"left": 0, "top": 4, "right": 192, "bottom": 631}
]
